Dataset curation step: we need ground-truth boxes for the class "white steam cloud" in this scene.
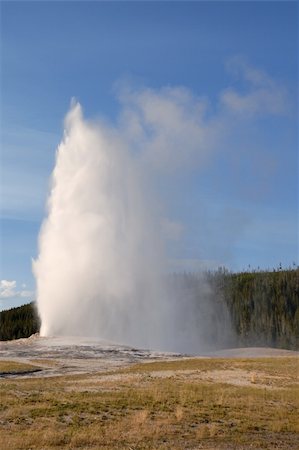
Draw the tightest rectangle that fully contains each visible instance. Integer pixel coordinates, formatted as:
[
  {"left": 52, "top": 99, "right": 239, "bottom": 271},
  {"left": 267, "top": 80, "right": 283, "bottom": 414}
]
[
  {"left": 33, "top": 102, "right": 170, "bottom": 349},
  {"left": 33, "top": 98, "right": 232, "bottom": 352},
  {"left": 34, "top": 62, "right": 289, "bottom": 351}
]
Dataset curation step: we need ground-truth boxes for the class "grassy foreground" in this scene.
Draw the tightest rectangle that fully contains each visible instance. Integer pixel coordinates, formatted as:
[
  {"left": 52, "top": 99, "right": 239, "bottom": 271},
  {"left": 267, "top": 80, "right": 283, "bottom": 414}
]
[
  {"left": 0, "top": 357, "right": 298, "bottom": 449},
  {"left": 0, "top": 360, "right": 42, "bottom": 375}
]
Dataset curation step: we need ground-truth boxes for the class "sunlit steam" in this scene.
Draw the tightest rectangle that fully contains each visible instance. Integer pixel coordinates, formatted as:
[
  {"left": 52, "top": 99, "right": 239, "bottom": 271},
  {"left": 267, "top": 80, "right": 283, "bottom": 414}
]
[{"left": 34, "top": 94, "right": 233, "bottom": 353}]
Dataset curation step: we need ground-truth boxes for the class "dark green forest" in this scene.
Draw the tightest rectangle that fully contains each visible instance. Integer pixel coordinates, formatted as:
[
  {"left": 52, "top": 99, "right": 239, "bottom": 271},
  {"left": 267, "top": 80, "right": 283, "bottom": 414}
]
[
  {"left": 0, "top": 302, "right": 40, "bottom": 341},
  {"left": 1, "top": 268, "right": 298, "bottom": 349},
  {"left": 208, "top": 267, "right": 299, "bottom": 350}
]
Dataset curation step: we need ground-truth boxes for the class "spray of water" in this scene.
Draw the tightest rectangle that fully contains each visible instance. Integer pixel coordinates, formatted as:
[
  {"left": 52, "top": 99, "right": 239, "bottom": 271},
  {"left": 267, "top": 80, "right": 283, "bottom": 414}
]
[
  {"left": 34, "top": 102, "right": 167, "bottom": 347},
  {"left": 34, "top": 96, "right": 234, "bottom": 352}
]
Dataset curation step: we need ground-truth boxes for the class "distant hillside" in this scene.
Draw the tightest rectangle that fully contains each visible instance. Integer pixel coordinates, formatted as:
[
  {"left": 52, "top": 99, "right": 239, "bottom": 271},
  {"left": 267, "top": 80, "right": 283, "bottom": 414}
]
[
  {"left": 1, "top": 269, "right": 298, "bottom": 349},
  {"left": 211, "top": 268, "right": 299, "bottom": 350},
  {"left": 169, "top": 268, "right": 299, "bottom": 351},
  {"left": 0, "top": 302, "right": 40, "bottom": 341}
]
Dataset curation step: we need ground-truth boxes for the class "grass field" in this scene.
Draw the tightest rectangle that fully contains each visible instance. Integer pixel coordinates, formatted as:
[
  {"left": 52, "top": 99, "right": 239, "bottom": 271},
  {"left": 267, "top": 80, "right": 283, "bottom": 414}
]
[
  {"left": 0, "top": 357, "right": 298, "bottom": 449},
  {"left": 0, "top": 360, "right": 42, "bottom": 375}
]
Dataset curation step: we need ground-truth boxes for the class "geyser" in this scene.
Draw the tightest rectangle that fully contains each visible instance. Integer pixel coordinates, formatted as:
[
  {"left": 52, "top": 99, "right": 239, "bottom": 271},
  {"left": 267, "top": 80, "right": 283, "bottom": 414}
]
[
  {"left": 34, "top": 97, "right": 234, "bottom": 353},
  {"left": 33, "top": 102, "right": 169, "bottom": 349}
]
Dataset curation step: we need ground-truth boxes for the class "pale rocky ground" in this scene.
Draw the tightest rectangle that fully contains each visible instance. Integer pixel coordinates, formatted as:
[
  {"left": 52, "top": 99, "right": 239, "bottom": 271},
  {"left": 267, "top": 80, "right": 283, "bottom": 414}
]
[
  {"left": 1, "top": 334, "right": 298, "bottom": 383},
  {"left": 0, "top": 334, "right": 184, "bottom": 377}
]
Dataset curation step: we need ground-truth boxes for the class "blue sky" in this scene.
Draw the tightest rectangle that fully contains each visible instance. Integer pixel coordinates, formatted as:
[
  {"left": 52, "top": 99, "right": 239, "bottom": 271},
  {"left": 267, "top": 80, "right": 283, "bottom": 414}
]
[{"left": 0, "top": 1, "right": 298, "bottom": 310}]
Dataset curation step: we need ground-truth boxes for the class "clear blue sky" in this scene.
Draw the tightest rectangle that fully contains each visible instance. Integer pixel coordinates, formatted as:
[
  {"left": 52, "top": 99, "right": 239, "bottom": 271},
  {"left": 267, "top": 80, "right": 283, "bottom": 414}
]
[{"left": 0, "top": 1, "right": 298, "bottom": 310}]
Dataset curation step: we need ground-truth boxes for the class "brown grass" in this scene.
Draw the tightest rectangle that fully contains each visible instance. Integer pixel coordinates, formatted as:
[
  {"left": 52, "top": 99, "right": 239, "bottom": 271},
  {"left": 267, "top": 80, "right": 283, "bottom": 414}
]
[
  {"left": 0, "top": 357, "right": 298, "bottom": 449},
  {"left": 0, "top": 360, "right": 41, "bottom": 374},
  {"left": 29, "top": 358, "right": 60, "bottom": 367}
]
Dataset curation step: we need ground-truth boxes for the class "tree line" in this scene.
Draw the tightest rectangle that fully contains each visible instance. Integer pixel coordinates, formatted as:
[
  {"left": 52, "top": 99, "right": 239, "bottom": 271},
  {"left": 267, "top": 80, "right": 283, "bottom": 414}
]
[
  {"left": 0, "top": 268, "right": 298, "bottom": 349},
  {"left": 0, "top": 302, "right": 40, "bottom": 341},
  {"left": 207, "top": 267, "right": 298, "bottom": 350}
]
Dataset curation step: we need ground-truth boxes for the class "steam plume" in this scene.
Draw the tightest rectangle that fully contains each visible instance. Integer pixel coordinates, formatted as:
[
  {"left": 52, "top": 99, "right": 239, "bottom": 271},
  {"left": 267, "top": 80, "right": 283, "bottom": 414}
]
[
  {"left": 34, "top": 63, "right": 289, "bottom": 351},
  {"left": 34, "top": 102, "right": 170, "bottom": 348},
  {"left": 34, "top": 92, "right": 234, "bottom": 352}
]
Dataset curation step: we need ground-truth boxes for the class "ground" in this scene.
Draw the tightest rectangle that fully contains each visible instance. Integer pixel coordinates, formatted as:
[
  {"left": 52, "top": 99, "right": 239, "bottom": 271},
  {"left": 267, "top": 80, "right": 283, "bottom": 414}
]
[{"left": 0, "top": 335, "right": 298, "bottom": 449}]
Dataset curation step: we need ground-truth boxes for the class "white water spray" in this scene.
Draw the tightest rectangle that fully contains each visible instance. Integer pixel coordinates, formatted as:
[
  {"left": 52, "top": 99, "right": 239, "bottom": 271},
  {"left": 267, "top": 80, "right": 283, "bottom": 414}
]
[
  {"left": 34, "top": 95, "right": 234, "bottom": 352},
  {"left": 33, "top": 102, "right": 174, "bottom": 349}
]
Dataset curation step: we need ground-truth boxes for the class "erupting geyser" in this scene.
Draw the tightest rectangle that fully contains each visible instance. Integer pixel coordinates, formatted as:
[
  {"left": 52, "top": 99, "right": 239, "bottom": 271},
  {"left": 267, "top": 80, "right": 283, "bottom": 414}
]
[
  {"left": 33, "top": 102, "right": 170, "bottom": 349},
  {"left": 34, "top": 98, "right": 234, "bottom": 353}
]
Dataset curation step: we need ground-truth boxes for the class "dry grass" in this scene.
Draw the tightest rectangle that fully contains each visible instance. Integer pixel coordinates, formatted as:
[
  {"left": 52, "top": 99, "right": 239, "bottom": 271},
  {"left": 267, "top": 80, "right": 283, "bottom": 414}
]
[
  {"left": 0, "top": 357, "right": 298, "bottom": 449},
  {"left": 0, "top": 360, "right": 41, "bottom": 375},
  {"left": 124, "top": 356, "right": 299, "bottom": 378},
  {"left": 29, "top": 359, "right": 60, "bottom": 367}
]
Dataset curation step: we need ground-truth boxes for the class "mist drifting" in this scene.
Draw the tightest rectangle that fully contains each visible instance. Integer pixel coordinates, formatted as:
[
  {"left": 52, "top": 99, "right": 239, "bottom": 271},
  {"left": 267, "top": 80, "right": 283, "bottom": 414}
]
[{"left": 34, "top": 91, "right": 235, "bottom": 353}]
